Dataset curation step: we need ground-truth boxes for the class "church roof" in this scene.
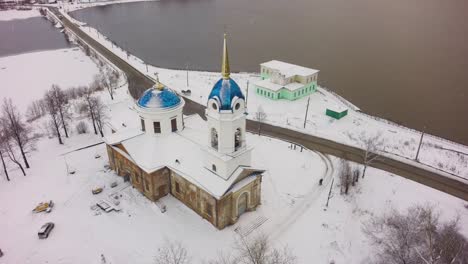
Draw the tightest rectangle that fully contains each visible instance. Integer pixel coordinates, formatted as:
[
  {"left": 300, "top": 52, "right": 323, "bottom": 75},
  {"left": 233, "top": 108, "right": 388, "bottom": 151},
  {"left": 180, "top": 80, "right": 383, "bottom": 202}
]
[
  {"left": 137, "top": 85, "right": 181, "bottom": 110},
  {"left": 207, "top": 33, "right": 245, "bottom": 111},
  {"left": 106, "top": 115, "right": 263, "bottom": 199},
  {"left": 261, "top": 60, "right": 319, "bottom": 78},
  {"left": 208, "top": 78, "right": 245, "bottom": 110}
]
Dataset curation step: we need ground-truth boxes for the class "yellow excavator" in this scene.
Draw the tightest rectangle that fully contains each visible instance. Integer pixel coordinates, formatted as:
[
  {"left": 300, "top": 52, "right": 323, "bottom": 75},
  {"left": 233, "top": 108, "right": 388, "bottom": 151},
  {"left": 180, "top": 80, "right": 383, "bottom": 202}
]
[{"left": 32, "top": 200, "right": 54, "bottom": 213}]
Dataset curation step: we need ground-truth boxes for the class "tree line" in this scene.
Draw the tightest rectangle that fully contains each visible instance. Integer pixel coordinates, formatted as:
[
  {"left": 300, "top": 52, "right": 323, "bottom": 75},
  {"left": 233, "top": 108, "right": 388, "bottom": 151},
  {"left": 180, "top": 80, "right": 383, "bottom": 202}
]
[{"left": 1, "top": 68, "right": 119, "bottom": 182}]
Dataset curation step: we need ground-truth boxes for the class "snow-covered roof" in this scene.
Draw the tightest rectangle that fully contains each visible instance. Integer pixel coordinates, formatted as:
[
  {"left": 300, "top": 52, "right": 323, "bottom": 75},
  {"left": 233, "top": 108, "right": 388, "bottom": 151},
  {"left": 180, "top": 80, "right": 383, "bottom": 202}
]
[
  {"left": 108, "top": 115, "right": 264, "bottom": 199},
  {"left": 327, "top": 104, "right": 348, "bottom": 113},
  {"left": 261, "top": 60, "right": 319, "bottom": 78},
  {"left": 103, "top": 129, "right": 143, "bottom": 145},
  {"left": 137, "top": 86, "right": 181, "bottom": 110},
  {"left": 254, "top": 78, "right": 304, "bottom": 92}
]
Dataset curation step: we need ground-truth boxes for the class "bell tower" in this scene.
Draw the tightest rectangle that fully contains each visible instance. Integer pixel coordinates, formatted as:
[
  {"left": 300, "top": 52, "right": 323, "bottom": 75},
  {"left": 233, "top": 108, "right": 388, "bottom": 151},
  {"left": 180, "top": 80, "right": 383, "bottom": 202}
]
[{"left": 204, "top": 34, "right": 252, "bottom": 179}]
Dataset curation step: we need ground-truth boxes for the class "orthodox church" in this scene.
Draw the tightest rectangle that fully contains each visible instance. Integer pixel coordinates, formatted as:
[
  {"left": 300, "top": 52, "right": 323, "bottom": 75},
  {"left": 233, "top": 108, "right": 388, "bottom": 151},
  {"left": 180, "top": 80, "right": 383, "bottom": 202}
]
[{"left": 104, "top": 35, "right": 264, "bottom": 229}]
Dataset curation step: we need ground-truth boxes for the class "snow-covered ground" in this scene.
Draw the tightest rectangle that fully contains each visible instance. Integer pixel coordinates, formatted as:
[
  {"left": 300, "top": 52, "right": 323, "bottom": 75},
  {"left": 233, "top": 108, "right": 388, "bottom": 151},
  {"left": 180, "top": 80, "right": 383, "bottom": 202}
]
[
  {"left": 1, "top": 87, "right": 466, "bottom": 263},
  {"left": 0, "top": 0, "right": 156, "bottom": 22},
  {"left": 55, "top": 9, "right": 468, "bottom": 180},
  {"left": 0, "top": 9, "right": 40, "bottom": 21},
  {"left": 0, "top": 48, "right": 100, "bottom": 113},
  {"left": 0, "top": 43, "right": 467, "bottom": 263},
  {"left": 57, "top": 0, "right": 157, "bottom": 13}
]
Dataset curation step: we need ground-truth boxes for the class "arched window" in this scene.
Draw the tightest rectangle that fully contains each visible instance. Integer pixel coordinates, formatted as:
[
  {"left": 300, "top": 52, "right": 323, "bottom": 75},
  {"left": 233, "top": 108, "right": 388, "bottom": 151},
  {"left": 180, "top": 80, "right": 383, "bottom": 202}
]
[
  {"left": 141, "top": 118, "right": 145, "bottom": 132},
  {"left": 234, "top": 128, "right": 242, "bottom": 151},
  {"left": 211, "top": 128, "right": 218, "bottom": 150}
]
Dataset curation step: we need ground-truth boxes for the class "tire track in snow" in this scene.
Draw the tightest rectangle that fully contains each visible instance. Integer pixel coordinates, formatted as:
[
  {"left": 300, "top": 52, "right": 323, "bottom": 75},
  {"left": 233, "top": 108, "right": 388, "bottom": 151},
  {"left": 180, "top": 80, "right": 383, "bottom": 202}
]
[{"left": 265, "top": 151, "right": 335, "bottom": 241}]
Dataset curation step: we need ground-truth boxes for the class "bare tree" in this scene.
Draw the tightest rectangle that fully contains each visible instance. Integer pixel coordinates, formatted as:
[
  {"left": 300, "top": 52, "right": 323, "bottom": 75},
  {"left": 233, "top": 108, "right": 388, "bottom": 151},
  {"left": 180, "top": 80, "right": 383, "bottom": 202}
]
[
  {"left": 357, "top": 132, "right": 383, "bottom": 178},
  {"left": 90, "top": 97, "right": 107, "bottom": 137},
  {"left": 364, "top": 204, "right": 468, "bottom": 264},
  {"left": 154, "top": 241, "right": 190, "bottom": 264},
  {"left": 1, "top": 98, "right": 31, "bottom": 168},
  {"left": 50, "top": 84, "right": 70, "bottom": 138},
  {"left": 339, "top": 160, "right": 352, "bottom": 195},
  {"left": 0, "top": 128, "right": 10, "bottom": 181},
  {"left": 435, "top": 220, "right": 468, "bottom": 264},
  {"left": 44, "top": 90, "right": 63, "bottom": 145},
  {"left": 97, "top": 67, "right": 120, "bottom": 100},
  {"left": 254, "top": 106, "right": 267, "bottom": 135},
  {"left": 0, "top": 126, "right": 26, "bottom": 176},
  {"left": 236, "top": 234, "right": 296, "bottom": 264},
  {"left": 351, "top": 166, "right": 360, "bottom": 185},
  {"left": 205, "top": 252, "right": 236, "bottom": 264},
  {"left": 83, "top": 87, "right": 98, "bottom": 135},
  {"left": 25, "top": 99, "right": 46, "bottom": 122},
  {"left": 208, "top": 234, "right": 297, "bottom": 264}
]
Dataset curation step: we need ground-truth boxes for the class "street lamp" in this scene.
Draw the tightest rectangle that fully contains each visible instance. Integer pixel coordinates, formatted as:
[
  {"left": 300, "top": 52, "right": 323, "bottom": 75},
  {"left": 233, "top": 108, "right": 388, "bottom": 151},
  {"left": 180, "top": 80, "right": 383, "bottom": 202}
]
[
  {"left": 415, "top": 125, "right": 426, "bottom": 162},
  {"left": 185, "top": 62, "right": 189, "bottom": 87}
]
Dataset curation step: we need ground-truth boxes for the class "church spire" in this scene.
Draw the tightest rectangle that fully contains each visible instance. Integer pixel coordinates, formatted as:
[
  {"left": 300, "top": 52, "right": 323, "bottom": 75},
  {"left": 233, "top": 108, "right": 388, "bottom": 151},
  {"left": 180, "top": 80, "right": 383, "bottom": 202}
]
[
  {"left": 221, "top": 33, "right": 230, "bottom": 79},
  {"left": 155, "top": 73, "right": 164, "bottom": 90}
]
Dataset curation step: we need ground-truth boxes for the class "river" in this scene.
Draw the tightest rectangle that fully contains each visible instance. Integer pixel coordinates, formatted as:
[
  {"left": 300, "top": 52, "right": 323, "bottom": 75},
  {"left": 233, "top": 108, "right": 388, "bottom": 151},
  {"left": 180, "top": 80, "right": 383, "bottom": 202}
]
[
  {"left": 5, "top": 0, "right": 468, "bottom": 144},
  {"left": 0, "top": 16, "right": 71, "bottom": 57}
]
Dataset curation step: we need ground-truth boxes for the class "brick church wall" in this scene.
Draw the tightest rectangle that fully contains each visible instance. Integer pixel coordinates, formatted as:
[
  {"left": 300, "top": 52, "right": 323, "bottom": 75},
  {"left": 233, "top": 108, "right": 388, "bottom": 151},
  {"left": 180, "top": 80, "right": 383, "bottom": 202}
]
[
  {"left": 170, "top": 171, "right": 218, "bottom": 227},
  {"left": 106, "top": 144, "right": 263, "bottom": 230}
]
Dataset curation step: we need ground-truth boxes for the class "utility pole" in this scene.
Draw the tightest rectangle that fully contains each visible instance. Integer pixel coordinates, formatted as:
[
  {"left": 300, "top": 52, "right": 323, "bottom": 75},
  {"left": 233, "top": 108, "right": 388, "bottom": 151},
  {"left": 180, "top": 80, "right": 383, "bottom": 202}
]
[
  {"left": 185, "top": 62, "right": 189, "bottom": 87},
  {"left": 64, "top": 156, "right": 70, "bottom": 175},
  {"left": 303, "top": 96, "right": 311, "bottom": 128},
  {"left": 146, "top": 63, "right": 148, "bottom": 73},
  {"left": 326, "top": 178, "right": 334, "bottom": 208},
  {"left": 245, "top": 80, "right": 249, "bottom": 106},
  {"left": 415, "top": 127, "right": 425, "bottom": 161}
]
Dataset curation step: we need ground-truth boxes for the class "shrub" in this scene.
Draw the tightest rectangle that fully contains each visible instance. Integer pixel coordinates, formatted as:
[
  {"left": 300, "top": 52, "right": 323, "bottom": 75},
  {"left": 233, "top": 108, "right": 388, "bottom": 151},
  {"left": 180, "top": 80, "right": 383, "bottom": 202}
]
[{"left": 76, "top": 121, "right": 89, "bottom": 134}]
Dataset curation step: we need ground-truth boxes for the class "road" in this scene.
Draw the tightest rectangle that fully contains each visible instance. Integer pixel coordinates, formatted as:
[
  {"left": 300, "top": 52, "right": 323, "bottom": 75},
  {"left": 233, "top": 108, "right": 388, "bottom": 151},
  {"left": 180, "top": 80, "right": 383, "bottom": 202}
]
[{"left": 51, "top": 8, "right": 468, "bottom": 201}]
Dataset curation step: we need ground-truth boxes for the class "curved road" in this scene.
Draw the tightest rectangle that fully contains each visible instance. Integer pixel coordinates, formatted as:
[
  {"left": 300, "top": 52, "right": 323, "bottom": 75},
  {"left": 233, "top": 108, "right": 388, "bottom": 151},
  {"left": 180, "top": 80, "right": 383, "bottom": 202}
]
[{"left": 51, "top": 8, "right": 468, "bottom": 201}]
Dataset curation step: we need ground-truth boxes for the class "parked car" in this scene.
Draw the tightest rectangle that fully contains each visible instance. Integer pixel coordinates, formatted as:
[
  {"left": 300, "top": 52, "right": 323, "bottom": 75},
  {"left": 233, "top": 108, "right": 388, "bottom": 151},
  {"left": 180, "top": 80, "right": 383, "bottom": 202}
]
[
  {"left": 92, "top": 187, "right": 103, "bottom": 195},
  {"left": 38, "top": 222, "right": 55, "bottom": 239},
  {"left": 110, "top": 182, "right": 118, "bottom": 188},
  {"left": 181, "top": 89, "right": 191, "bottom": 96}
]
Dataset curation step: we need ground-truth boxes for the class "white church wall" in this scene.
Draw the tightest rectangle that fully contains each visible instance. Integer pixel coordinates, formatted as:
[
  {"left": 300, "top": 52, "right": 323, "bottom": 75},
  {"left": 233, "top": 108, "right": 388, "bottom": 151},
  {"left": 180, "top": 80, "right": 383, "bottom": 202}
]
[{"left": 137, "top": 99, "right": 185, "bottom": 135}]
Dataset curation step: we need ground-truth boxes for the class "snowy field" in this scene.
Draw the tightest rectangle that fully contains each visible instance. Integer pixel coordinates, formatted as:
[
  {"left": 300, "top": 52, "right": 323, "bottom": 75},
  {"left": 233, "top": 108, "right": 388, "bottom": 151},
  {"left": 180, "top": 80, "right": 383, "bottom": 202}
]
[
  {"left": 0, "top": 43, "right": 467, "bottom": 263},
  {"left": 0, "top": 9, "right": 40, "bottom": 21},
  {"left": 0, "top": 90, "right": 466, "bottom": 263},
  {"left": 55, "top": 8, "right": 468, "bottom": 180},
  {"left": 0, "top": 48, "right": 100, "bottom": 113}
]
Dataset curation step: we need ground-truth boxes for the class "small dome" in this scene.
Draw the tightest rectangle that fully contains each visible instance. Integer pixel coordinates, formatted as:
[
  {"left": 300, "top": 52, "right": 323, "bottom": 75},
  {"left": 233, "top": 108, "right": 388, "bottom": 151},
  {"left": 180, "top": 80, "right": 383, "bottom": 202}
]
[
  {"left": 208, "top": 78, "right": 245, "bottom": 111},
  {"left": 137, "top": 86, "right": 181, "bottom": 109}
]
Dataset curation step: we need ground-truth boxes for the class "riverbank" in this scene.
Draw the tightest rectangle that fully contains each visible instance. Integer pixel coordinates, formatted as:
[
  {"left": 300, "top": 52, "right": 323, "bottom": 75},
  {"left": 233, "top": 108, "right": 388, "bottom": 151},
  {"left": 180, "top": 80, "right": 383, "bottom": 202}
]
[
  {"left": 55, "top": 8, "right": 468, "bottom": 180},
  {"left": 57, "top": 0, "right": 158, "bottom": 12},
  {"left": 0, "top": 8, "right": 40, "bottom": 21},
  {"left": 0, "top": 48, "right": 100, "bottom": 112}
]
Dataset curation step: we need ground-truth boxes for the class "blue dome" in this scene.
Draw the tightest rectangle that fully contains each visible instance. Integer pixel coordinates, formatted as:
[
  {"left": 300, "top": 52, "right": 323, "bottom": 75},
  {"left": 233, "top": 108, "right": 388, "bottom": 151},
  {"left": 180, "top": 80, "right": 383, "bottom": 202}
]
[
  {"left": 208, "top": 78, "right": 245, "bottom": 110},
  {"left": 137, "top": 86, "right": 181, "bottom": 109}
]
